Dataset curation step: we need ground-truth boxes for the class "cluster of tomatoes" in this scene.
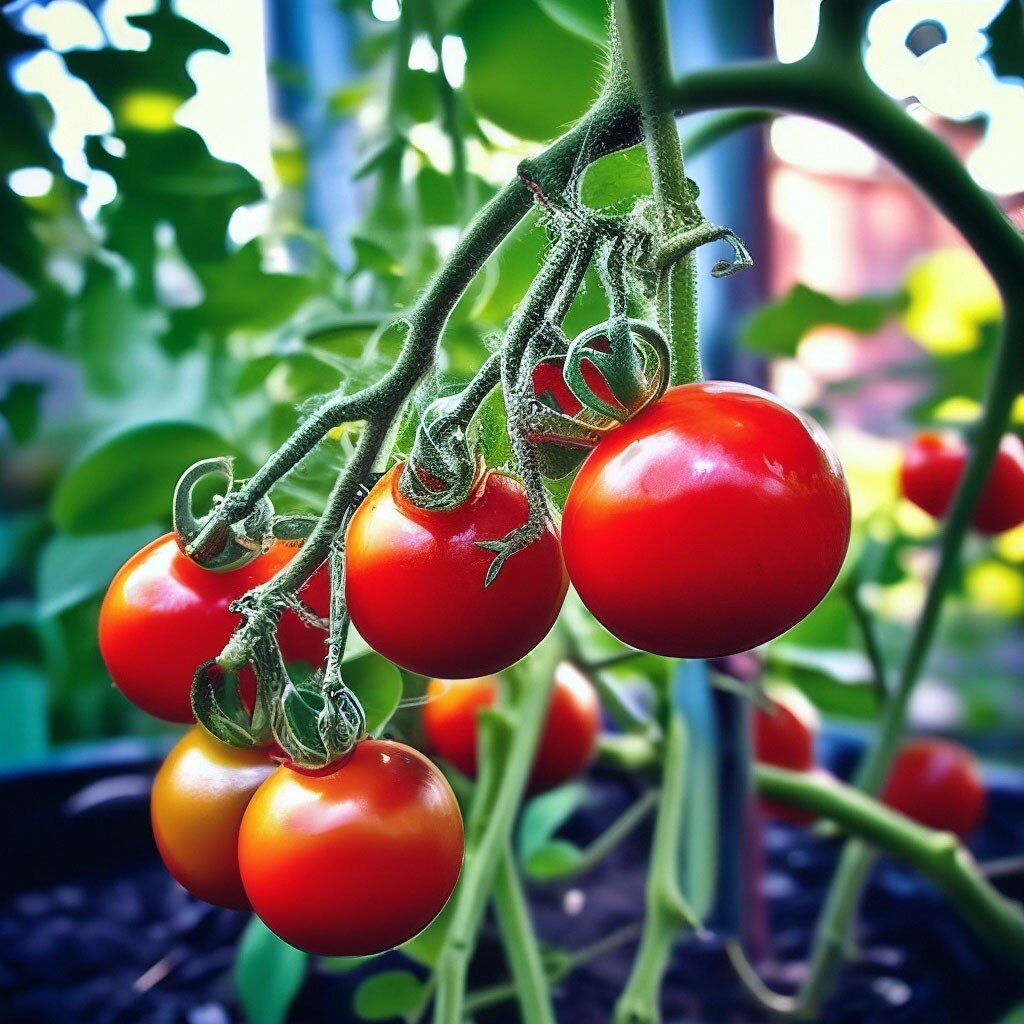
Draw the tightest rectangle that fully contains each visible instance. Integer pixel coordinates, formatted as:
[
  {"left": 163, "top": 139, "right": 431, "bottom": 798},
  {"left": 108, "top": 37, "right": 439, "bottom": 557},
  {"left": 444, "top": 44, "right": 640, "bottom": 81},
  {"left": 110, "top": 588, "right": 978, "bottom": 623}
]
[
  {"left": 755, "top": 686, "right": 987, "bottom": 838},
  {"left": 98, "top": 380, "right": 854, "bottom": 955},
  {"left": 98, "top": 379, "right": 1015, "bottom": 956}
]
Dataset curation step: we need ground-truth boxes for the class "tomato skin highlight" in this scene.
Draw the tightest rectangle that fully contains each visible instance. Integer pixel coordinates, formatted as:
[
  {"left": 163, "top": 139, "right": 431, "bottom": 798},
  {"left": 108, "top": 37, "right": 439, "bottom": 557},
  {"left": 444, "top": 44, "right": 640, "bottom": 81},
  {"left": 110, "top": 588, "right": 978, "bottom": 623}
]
[
  {"left": 562, "top": 382, "right": 851, "bottom": 658},
  {"left": 422, "top": 662, "right": 601, "bottom": 792},
  {"left": 238, "top": 739, "right": 464, "bottom": 957},
  {"left": 99, "top": 533, "right": 329, "bottom": 723},
  {"left": 345, "top": 465, "right": 568, "bottom": 678},
  {"left": 151, "top": 727, "right": 275, "bottom": 910},
  {"left": 900, "top": 431, "right": 1024, "bottom": 535},
  {"left": 882, "top": 738, "right": 986, "bottom": 838}
]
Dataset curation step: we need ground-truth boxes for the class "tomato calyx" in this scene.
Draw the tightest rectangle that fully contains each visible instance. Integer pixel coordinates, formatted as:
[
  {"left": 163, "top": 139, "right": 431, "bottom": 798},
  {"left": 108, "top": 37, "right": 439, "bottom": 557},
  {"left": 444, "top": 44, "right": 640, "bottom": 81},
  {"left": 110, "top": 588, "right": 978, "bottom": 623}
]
[{"left": 173, "top": 457, "right": 276, "bottom": 571}]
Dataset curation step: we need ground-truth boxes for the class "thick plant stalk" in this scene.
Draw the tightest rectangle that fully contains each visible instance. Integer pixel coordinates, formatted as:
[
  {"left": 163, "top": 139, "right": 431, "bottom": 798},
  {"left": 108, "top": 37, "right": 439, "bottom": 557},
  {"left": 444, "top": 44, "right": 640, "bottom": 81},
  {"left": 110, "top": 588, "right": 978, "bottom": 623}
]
[
  {"left": 613, "top": 707, "right": 697, "bottom": 1024},
  {"left": 432, "top": 656, "right": 559, "bottom": 1024},
  {"left": 614, "top": 0, "right": 700, "bottom": 386},
  {"left": 492, "top": 844, "right": 557, "bottom": 1024},
  {"left": 756, "top": 766, "right": 1024, "bottom": 968}
]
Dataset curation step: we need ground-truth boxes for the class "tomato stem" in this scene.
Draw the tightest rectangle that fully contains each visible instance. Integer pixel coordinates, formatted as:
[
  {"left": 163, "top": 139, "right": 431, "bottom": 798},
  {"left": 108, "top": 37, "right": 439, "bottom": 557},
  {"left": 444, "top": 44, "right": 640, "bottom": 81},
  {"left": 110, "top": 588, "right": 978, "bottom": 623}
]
[
  {"left": 613, "top": 705, "right": 698, "bottom": 1024},
  {"left": 431, "top": 641, "right": 561, "bottom": 1024}
]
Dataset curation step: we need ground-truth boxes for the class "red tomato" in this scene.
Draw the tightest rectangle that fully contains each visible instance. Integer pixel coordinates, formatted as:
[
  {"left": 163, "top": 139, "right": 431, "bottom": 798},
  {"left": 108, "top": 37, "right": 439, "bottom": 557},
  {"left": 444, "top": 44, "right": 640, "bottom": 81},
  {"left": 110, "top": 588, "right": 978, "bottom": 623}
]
[
  {"left": 151, "top": 727, "right": 274, "bottom": 909},
  {"left": 900, "top": 431, "right": 1024, "bottom": 535},
  {"left": 532, "top": 352, "right": 621, "bottom": 419},
  {"left": 99, "top": 533, "right": 329, "bottom": 723},
  {"left": 561, "top": 383, "right": 851, "bottom": 658},
  {"left": 345, "top": 465, "right": 568, "bottom": 678},
  {"left": 238, "top": 739, "right": 463, "bottom": 956},
  {"left": 882, "top": 738, "right": 986, "bottom": 838},
  {"left": 753, "top": 686, "right": 820, "bottom": 825},
  {"left": 422, "top": 661, "right": 601, "bottom": 792}
]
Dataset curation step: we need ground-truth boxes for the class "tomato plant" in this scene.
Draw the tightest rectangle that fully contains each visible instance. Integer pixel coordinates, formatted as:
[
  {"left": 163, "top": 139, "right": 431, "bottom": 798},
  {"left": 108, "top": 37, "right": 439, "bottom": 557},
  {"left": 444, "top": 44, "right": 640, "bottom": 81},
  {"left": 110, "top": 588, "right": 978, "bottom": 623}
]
[
  {"left": 345, "top": 465, "right": 568, "bottom": 678},
  {"left": 562, "top": 382, "right": 851, "bottom": 658},
  {"left": 151, "top": 727, "right": 275, "bottom": 910},
  {"left": 901, "top": 431, "right": 1024, "bottom": 535},
  {"left": 3, "top": 0, "right": 1018, "bottom": 1020},
  {"left": 99, "top": 534, "right": 329, "bottom": 722},
  {"left": 882, "top": 738, "right": 987, "bottom": 838},
  {"left": 237, "top": 739, "right": 463, "bottom": 957},
  {"left": 422, "top": 661, "right": 601, "bottom": 792}
]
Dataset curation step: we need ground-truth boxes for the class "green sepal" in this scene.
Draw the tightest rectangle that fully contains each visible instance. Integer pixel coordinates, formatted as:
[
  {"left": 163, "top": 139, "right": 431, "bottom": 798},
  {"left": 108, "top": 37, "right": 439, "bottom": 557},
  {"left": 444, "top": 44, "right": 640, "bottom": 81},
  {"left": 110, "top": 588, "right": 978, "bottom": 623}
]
[{"left": 190, "top": 659, "right": 271, "bottom": 748}]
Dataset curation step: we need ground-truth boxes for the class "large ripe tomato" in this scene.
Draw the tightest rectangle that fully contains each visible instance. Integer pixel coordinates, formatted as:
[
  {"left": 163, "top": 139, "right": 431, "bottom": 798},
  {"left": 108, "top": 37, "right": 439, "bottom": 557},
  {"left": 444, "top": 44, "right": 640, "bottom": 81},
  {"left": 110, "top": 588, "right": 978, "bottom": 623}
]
[
  {"left": 882, "top": 738, "right": 986, "bottom": 838},
  {"left": 99, "top": 533, "right": 329, "bottom": 723},
  {"left": 151, "top": 727, "right": 275, "bottom": 909},
  {"left": 345, "top": 464, "right": 568, "bottom": 678},
  {"left": 422, "top": 661, "right": 601, "bottom": 792},
  {"left": 753, "top": 685, "right": 820, "bottom": 825},
  {"left": 238, "top": 739, "right": 463, "bottom": 956},
  {"left": 561, "top": 382, "right": 851, "bottom": 658},
  {"left": 900, "top": 431, "right": 1024, "bottom": 535}
]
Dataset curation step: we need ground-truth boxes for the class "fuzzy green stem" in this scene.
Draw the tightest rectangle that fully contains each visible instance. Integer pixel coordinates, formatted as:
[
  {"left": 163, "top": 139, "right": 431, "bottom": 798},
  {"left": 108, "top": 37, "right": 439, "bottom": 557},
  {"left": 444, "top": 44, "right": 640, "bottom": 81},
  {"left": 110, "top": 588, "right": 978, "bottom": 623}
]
[
  {"left": 431, "top": 647, "right": 560, "bottom": 1024},
  {"left": 614, "top": 708, "right": 697, "bottom": 1024},
  {"left": 756, "top": 766, "right": 1024, "bottom": 968},
  {"left": 615, "top": 0, "right": 700, "bottom": 385},
  {"left": 492, "top": 844, "right": 557, "bottom": 1024}
]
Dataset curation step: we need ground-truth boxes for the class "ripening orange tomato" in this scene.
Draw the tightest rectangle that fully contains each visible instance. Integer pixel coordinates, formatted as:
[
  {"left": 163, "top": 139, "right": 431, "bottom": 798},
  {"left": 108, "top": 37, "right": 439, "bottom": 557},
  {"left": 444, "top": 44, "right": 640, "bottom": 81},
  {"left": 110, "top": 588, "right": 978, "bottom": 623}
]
[
  {"left": 151, "top": 727, "right": 275, "bottom": 909},
  {"left": 422, "top": 662, "right": 601, "bottom": 792}
]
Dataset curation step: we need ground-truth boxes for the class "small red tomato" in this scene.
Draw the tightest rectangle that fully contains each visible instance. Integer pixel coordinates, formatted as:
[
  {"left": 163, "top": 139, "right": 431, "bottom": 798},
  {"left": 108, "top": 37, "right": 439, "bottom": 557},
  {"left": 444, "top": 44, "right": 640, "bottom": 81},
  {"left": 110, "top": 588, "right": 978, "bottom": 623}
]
[
  {"left": 562, "top": 382, "right": 851, "bottom": 658},
  {"left": 754, "top": 686, "right": 819, "bottom": 825},
  {"left": 900, "top": 431, "right": 1024, "bottom": 535},
  {"left": 882, "top": 738, "right": 986, "bottom": 838},
  {"left": 151, "top": 727, "right": 275, "bottom": 909},
  {"left": 422, "top": 661, "right": 601, "bottom": 792},
  {"left": 345, "top": 465, "right": 568, "bottom": 678},
  {"left": 238, "top": 740, "right": 464, "bottom": 956},
  {"left": 99, "top": 534, "right": 329, "bottom": 723}
]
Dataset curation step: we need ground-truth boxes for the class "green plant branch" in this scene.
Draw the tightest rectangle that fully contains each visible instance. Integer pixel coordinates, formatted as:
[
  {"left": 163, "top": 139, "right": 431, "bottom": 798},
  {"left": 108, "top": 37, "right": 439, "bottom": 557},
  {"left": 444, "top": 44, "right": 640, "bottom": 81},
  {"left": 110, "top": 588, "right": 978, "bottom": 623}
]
[
  {"left": 530, "top": 787, "right": 660, "bottom": 883},
  {"left": 843, "top": 583, "right": 889, "bottom": 699},
  {"left": 492, "top": 844, "right": 557, "bottom": 1024},
  {"left": 614, "top": 0, "right": 701, "bottom": 386},
  {"left": 463, "top": 924, "right": 644, "bottom": 1016},
  {"left": 431, "top": 645, "right": 562, "bottom": 1024},
  {"left": 756, "top": 766, "right": 1024, "bottom": 967},
  {"left": 614, "top": 705, "right": 699, "bottom": 1024}
]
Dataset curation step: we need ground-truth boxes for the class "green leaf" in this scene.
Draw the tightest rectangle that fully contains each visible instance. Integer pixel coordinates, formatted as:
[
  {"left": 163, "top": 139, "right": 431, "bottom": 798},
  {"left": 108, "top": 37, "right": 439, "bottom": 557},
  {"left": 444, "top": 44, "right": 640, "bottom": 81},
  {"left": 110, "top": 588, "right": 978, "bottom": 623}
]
[
  {"left": 985, "top": 0, "right": 1024, "bottom": 82},
  {"left": 320, "top": 954, "right": 378, "bottom": 973},
  {"left": 580, "top": 146, "right": 652, "bottom": 211},
  {"left": 765, "top": 643, "right": 880, "bottom": 719},
  {"left": 460, "top": 0, "right": 605, "bottom": 141},
  {"left": 741, "top": 283, "right": 902, "bottom": 357},
  {"left": 36, "top": 526, "right": 163, "bottom": 619},
  {"left": 994, "top": 1001, "right": 1024, "bottom": 1024},
  {"left": 399, "top": 897, "right": 454, "bottom": 967},
  {"left": 523, "top": 839, "right": 584, "bottom": 880},
  {"left": 0, "top": 661, "right": 48, "bottom": 767},
  {"left": 343, "top": 651, "right": 404, "bottom": 735},
  {"left": 0, "top": 381, "right": 44, "bottom": 444},
  {"left": 53, "top": 420, "right": 236, "bottom": 534},
  {"left": 352, "top": 970, "right": 426, "bottom": 1021},
  {"left": 234, "top": 917, "right": 308, "bottom": 1024},
  {"left": 517, "top": 782, "right": 587, "bottom": 862},
  {"left": 536, "top": 0, "right": 608, "bottom": 44}
]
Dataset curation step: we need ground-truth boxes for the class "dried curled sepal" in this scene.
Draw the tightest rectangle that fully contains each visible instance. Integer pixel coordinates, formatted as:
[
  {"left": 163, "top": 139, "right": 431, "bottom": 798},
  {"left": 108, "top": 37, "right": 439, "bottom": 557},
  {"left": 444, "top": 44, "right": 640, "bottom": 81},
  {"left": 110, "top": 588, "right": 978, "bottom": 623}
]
[
  {"left": 270, "top": 672, "right": 366, "bottom": 770},
  {"left": 173, "top": 457, "right": 275, "bottom": 571},
  {"left": 190, "top": 659, "right": 271, "bottom": 748}
]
